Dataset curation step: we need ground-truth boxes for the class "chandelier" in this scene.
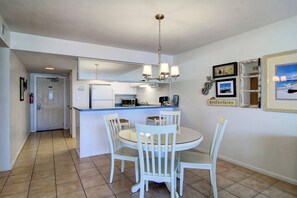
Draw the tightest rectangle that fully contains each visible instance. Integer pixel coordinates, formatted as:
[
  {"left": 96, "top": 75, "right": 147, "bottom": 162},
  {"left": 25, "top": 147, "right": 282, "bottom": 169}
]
[{"left": 142, "top": 14, "right": 180, "bottom": 81}]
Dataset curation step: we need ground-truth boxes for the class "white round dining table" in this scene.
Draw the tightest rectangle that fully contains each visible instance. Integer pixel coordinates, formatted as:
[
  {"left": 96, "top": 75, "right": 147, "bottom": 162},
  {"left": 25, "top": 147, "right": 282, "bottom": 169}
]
[
  {"left": 118, "top": 126, "right": 204, "bottom": 193},
  {"left": 118, "top": 126, "right": 203, "bottom": 151}
]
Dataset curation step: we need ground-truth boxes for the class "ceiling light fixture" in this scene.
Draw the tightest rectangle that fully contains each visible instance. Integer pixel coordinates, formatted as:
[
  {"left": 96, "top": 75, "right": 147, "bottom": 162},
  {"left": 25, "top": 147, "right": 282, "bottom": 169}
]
[
  {"left": 142, "top": 14, "right": 180, "bottom": 81},
  {"left": 45, "top": 67, "right": 55, "bottom": 70}
]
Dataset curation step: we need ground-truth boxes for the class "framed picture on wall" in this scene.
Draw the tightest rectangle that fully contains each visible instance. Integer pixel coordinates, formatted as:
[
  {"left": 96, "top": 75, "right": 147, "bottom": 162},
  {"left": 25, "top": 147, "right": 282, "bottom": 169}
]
[
  {"left": 264, "top": 49, "right": 297, "bottom": 113},
  {"left": 20, "top": 77, "right": 25, "bottom": 101},
  {"left": 213, "top": 62, "right": 238, "bottom": 78},
  {"left": 215, "top": 78, "right": 236, "bottom": 97}
]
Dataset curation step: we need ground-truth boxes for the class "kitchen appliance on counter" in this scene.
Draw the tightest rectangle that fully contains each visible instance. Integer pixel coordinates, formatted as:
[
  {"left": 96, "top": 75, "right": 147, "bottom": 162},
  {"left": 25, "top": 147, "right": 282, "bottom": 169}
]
[
  {"left": 159, "top": 96, "right": 169, "bottom": 106},
  {"left": 89, "top": 84, "right": 114, "bottom": 108},
  {"left": 121, "top": 98, "right": 137, "bottom": 107},
  {"left": 172, "top": 95, "right": 179, "bottom": 106}
]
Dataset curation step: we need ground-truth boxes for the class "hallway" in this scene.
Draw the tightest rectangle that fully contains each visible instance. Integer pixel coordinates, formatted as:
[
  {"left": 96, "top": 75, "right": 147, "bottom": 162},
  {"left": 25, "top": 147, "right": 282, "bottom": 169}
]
[{"left": 0, "top": 130, "right": 296, "bottom": 198}]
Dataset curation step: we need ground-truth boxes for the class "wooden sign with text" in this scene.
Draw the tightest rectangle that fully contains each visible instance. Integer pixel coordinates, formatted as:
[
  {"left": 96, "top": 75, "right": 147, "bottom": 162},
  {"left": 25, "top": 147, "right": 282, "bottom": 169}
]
[{"left": 207, "top": 99, "right": 237, "bottom": 107}]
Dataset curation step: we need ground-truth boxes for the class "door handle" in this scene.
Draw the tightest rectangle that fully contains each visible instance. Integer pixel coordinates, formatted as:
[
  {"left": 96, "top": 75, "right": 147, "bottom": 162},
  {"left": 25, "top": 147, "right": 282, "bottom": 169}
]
[{"left": 37, "top": 103, "right": 42, "bottom": 110}]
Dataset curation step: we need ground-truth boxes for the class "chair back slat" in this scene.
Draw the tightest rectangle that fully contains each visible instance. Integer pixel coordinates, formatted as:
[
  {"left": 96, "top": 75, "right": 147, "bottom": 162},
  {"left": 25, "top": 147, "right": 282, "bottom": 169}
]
[
  {"left": 103, "top": 113, "right": 122, "bottom": 154},
  {"left": 209, "top": 117, "right": 228, "bottom": 164},
  {"left": 160, "top": 111, "right": 181, "bottom": 133},
  {"left": 136, "top": 124, "right": 177, "bottom": 179}
]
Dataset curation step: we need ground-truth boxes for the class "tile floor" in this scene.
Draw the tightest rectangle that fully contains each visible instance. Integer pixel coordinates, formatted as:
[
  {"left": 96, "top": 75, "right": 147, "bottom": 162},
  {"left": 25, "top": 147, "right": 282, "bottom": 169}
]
[{"left": 0, "top": 130, "right": 296, "bottom": 198}]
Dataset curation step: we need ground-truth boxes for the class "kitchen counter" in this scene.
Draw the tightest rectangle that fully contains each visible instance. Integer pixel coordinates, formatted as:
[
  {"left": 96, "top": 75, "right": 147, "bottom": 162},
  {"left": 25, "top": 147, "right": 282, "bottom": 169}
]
[
  {"left": 74, "top": 105, "right": 177, "bottom": 158},
  {"left": 73, "top": 105, "right": 177, "bottom": 111}
]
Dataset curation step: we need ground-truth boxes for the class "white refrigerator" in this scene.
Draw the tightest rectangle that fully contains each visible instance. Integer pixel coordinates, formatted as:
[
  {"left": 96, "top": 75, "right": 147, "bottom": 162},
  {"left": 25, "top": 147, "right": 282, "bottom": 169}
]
[{"left": 90, "top": 84, "right": 114, "bottom": 108}]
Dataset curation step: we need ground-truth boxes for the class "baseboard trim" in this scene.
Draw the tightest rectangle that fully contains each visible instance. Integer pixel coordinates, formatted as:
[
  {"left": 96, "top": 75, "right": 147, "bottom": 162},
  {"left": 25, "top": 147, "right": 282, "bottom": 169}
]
[
  {"left": 10, "top": 132, "right": 30, "bottom": 169},
  {"left": 194, "top": 147, "right": 297, "bottom": 185}
]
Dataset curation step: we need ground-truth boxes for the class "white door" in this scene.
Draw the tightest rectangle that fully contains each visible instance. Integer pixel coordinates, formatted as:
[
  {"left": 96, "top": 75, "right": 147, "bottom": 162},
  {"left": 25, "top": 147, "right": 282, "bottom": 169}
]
[{"left": 36, "top": 77, "right": 64, "bottom": 131}]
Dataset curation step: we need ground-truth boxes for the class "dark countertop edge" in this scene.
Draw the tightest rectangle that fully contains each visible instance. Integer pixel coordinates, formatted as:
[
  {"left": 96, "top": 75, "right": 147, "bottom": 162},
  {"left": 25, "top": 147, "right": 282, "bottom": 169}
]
[{"left": 73, "top": 105, "right": 178, "bottom": 112}]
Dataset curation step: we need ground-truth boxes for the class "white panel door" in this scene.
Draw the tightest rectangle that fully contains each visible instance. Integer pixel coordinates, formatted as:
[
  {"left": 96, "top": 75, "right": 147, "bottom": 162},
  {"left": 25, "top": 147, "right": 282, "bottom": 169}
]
[{"left": 36, "top": 77, "right": 64, "bottom": 131}]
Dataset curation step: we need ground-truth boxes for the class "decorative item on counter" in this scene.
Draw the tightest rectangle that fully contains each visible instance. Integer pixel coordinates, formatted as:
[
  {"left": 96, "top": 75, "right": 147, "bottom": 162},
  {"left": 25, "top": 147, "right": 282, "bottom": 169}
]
[
  {"left": 202, "top": 76, "right": 215, "bottom": 95},
  {"left": 207, "top": 98, "right": 237, "bottom": 107}
]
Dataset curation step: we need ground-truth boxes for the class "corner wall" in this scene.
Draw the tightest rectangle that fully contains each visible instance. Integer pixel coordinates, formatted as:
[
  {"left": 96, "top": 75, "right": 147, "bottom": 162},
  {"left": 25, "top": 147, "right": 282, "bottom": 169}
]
[
  {"left": 0, "top": 47, "right": 10, "bottom": 171},
  {"left": 10, "top": 52, "right": 30, "bottom": 166},
  {"left": 173, "top": 16, "right": 297, "bottom": 184}
]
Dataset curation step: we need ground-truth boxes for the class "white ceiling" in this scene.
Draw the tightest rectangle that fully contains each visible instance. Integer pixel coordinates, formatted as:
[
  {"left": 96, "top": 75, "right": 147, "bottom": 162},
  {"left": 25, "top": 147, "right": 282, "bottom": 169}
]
[{"left": 2, "top": 0, "right": 297, "bottom": 73}]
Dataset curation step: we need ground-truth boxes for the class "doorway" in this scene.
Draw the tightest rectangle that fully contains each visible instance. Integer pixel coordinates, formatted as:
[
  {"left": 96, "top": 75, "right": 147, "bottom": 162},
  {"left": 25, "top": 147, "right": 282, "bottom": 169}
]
[{"left": 36, "top": 77, "right": 64, "bottom": 131}]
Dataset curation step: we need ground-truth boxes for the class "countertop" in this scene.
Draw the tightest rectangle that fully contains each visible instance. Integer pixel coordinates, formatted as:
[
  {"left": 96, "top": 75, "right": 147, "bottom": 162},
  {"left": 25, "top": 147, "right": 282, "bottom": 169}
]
[{"left": 73, "top": 105, "right": 177, "bottom": 112}]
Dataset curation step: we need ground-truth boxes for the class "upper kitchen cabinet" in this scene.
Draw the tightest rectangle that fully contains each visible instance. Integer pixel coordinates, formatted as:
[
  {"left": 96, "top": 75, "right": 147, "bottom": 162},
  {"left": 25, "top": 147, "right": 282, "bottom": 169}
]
[
  {"left": 112, "top": 82, "right": 137, "bottom": 95},
  {"left": 77, "top": 58, "right": 162, "bottom": 82}
]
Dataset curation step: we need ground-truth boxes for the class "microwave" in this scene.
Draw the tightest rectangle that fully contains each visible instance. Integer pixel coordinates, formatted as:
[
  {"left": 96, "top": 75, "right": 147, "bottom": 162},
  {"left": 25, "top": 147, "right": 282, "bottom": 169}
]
[{"left": 121, "top": 98, "right": 137, "bottom": 107}]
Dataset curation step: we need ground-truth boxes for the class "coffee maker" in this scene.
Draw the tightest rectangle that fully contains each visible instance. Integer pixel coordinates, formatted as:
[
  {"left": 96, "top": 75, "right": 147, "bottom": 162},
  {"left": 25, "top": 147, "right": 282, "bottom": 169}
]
[{"left": 159, "top": 96, "right": 169, "bottom": 106}]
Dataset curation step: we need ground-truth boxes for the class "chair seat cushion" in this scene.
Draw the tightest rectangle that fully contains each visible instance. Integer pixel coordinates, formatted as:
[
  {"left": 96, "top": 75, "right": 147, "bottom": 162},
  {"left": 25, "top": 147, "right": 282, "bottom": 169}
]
[
  {"left": 180, "top": 151, "right": 212, "bottom": 164},
  {"left": 115, "top": 146, "right": 138, "bottom": 157}
]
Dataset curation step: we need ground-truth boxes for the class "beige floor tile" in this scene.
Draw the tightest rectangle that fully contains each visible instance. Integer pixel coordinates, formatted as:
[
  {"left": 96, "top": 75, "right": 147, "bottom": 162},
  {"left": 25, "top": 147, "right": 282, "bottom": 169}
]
[
  {"left": 10, "top": 165, "right": 33, "bottom": 176},
  {"left": 0, "top": 181, "right": 30, "bottom": 196},
  {"left": 90, "top": 155, "right": 108, "bottom": 161},
  {"left": 182, "top": 170, "right": 204, "bottom": 185},
  {"left": 220, "top": 169, "right": 247, "bottom": 182},
  {"left": 30, "top": 177, "right": 55, "bottom": 191},
  {"left": 179, "top": 185, "right": 205, "bottom": 198},
  {"left": 273, "top": 181, "right": 297, "bottom": 196},
  {"left": 0, "top": 177, "right": 7, "bottom": 187},
  {"left": 190, "top": 179, "right": 216, "bottom": 196},
  {"left": 216, "top": 164, "right": 228, "bottom": 174},
  {"left": 108, "top": 177, "right": 133, "bottom": 194},
  {"left": 0, "top": 171, "right": 10, "bottom": 178},
  {"left": 28, "top": 186, "right": 56, "bottom": 198},
  {"left": 190, "top": 169, "right": 210, "bottom": 178},
  {"left": 207, "top": 190, "right": 237, "bottom": 198},
  {"left": 56, "top": 172, "right": 80, "bottom": 185},
  {"left": 114, "top": 190, "right": 140, "bottom": 198},
  {"left": 253, "top": 194, "right": 270, "bottom": 198},
  {"left": 85, "top": 185, "right": 114, "bottom": 198},
  {"left": 101, "top": 169, "right": 126, "bottom": 183},
  {"left": 225, "top": 183, "right": 258, "bottom": 198},
  {"left": 239, "top": 177, "right": 270, "bottom": 192},
  {"left": 251, "top": 173, "right": 278, "bottom": 186},
  {"left": 31, "top": 169, "right": 55, "bottom": 180},
  {"left": 57, "top": 190, "right": 86, "bottom": 198},
  {"left": 33, "top": 162, "right": 54, "bottom": 172},
  {"left": 0, "top": 191, "right": 28, "bottom": 198},
  {"left": 75, "top": 161, "right": 95, "bottom": 171},
  {"left": 57, "top": 180, "right": 83, "bottom": 196},
  {"left": 262, "top": 186, "right": 296, "bottom": 198},
  {"left": 55, "top": 165, "right": 77, "bottom": 175},
  {"left": 80, "top": 174, "right": 106, "bottom": 189},
  {"left": 234, "top": 166, "right": 256, "bottom": 176},
  {"left": 5, "top": 173, "right": 31, "bottom": 185},
  {"left": 205, "top": 175, "right": 234, "bottom": 189},
  {"left": 78, "top": 168, "right": 100, "bottom": 179}
]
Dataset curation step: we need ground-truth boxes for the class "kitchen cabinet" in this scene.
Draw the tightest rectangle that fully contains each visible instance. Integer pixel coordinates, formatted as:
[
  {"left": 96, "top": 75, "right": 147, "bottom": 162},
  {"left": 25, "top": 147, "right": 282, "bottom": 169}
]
[{"left": 112, "top": 82, "right": 137, "bottom": 95}]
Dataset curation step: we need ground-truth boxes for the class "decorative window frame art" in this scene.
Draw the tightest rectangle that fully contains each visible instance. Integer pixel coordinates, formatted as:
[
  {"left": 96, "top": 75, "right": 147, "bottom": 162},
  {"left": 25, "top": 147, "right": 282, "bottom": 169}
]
[
  {"left": 264, "top": 49, "right": 297, "bottom": 113},
  {"left": 215, "top": 78, "right": 236, "bottom": 97},
  {"left": 213, "top": 62, "right": 238, "bottom": 78}
]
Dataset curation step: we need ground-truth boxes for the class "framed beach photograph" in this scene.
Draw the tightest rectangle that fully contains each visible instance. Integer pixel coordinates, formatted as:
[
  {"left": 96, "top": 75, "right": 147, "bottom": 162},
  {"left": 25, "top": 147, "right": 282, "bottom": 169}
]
[
  {"left": 215, "top": 78, "right": 236, "bottom": 97},
  {"left": 264, "top": 49, "right": 297, "bottom": 113},
  {"left": 213, "top": 62, "right": 238, "bottom": 78}
]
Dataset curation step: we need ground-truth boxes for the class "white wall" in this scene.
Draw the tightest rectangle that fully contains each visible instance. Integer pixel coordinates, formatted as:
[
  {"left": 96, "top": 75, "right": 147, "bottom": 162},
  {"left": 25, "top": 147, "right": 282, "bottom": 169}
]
[
  {"left": 173, "top": 16, "right": 297, "bottom": 184},
  {"left": 137, "top": 84, "right": 170, "bottom": 105},
  {"left": 10, "top": 52, "right": 30, "bottom": 165},
  {"left": 0, "top": 47, "right": 10, "bottom": 171}
]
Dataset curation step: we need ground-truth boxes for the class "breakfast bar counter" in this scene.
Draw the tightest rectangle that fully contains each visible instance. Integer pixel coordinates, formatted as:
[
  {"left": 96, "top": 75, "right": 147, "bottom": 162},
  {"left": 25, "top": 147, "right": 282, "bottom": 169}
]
[{"left": 74, "top": 105, "right": 177, "bottom": 158}]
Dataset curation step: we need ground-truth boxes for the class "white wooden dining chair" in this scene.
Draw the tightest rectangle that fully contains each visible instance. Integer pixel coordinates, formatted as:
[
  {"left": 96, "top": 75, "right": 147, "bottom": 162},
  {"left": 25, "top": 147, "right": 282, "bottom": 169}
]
[
  {"left": 159, "top": 111, "right": 181, "bottom": 134},
  {"left": 178, "top": 117, "right": 228, "bottom": 198},
  {"left": 103, "top": 113, "right": 139, "bottom": 183},
  {"left": 135, "top": 123, "right": 178, "bottom": 198}
]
